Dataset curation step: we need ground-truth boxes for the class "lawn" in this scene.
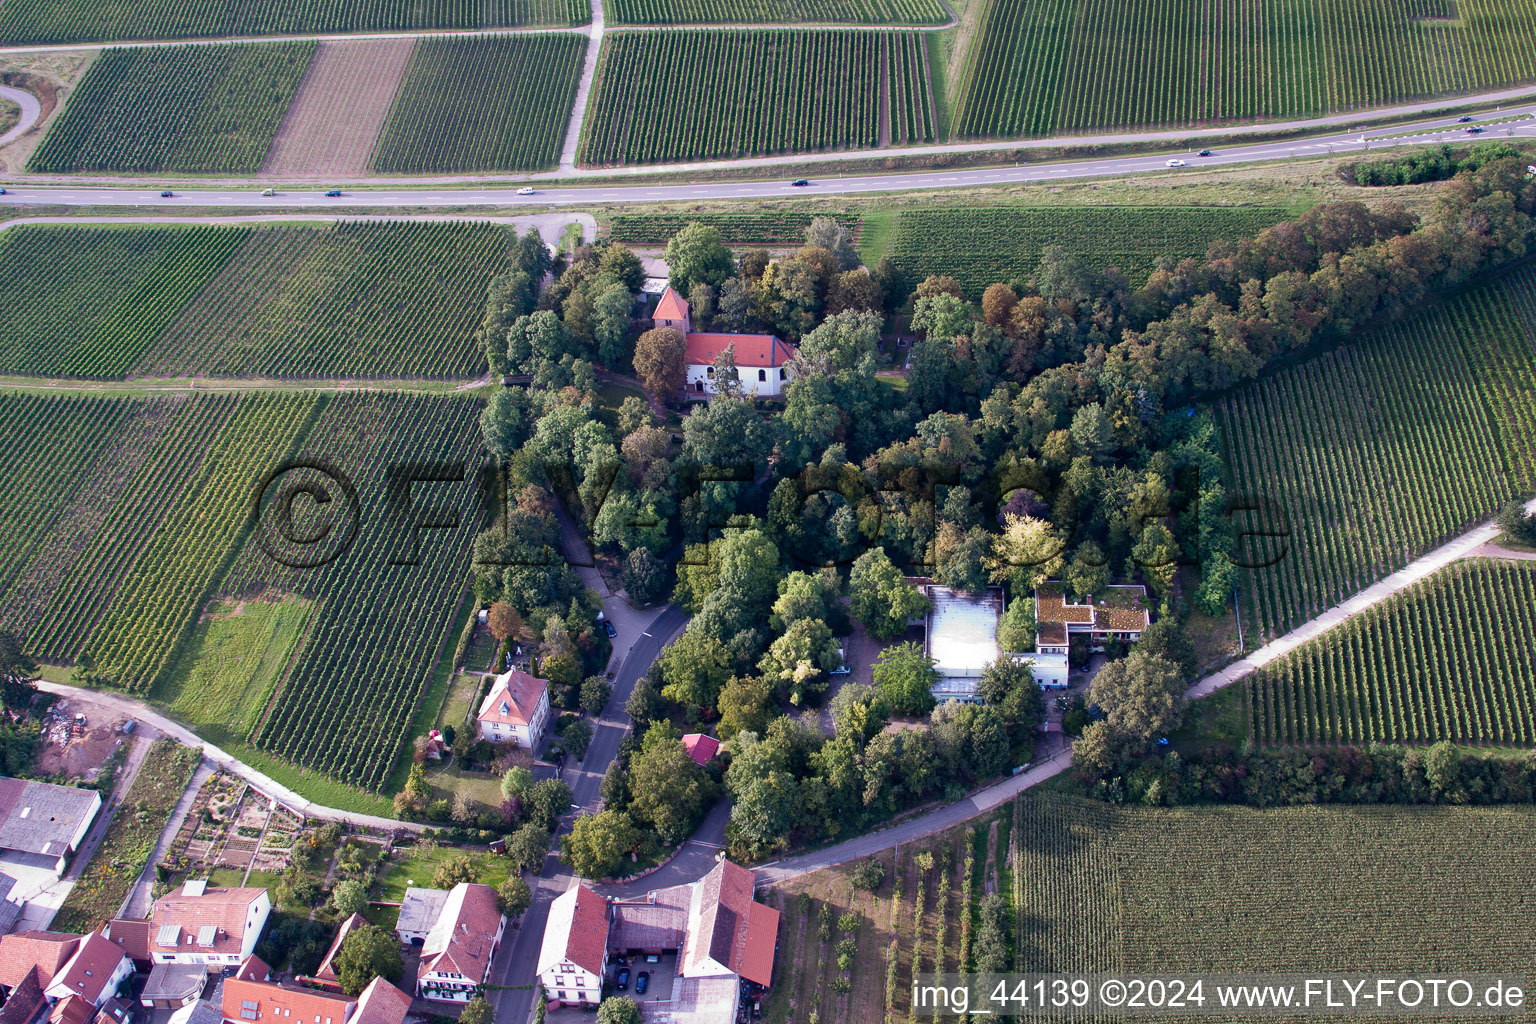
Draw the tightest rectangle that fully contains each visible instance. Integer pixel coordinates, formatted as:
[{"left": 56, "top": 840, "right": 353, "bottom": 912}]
[
  {"left": 424, "top": 762, "right": 506, "bottom": 811},
  {"left": 52, "top": 738, "right": 202, "bottom": 932},
  {"left": 153, "top": 597, "right": 313, "bottom": 747},
  {"left": 207, "top": 866, "right": 245, "bottom": 887},
  {"left": 435, "top": 673, "right": 484, "bottom": 734},
  {"left": 227, "top": 742, "right": 395, "bottom": 820},
  {"left": 376, "top": 843, "right": 511, "bottom": 901}
]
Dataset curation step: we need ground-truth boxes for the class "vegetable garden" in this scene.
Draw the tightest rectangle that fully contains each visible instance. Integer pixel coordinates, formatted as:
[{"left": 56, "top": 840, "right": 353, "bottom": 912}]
[
  {"left": 0, "top": 0, "right": 587, "bottom": 46},
  {"left": 1246, "top": 560, "right": 1536, "bottom": 748},
  {"left": 1218, "top": 266, "right": 1536, "bottom": 641},
  {"left": 953, "top": 0, "right": 1536, "bottom": 138},
  {"left": 765, "top": 794, "right": 1536, "bottom": 1023},
  {"left": 888, "top": 205, "right": 1290, "bottom": 296},
  {"left": 608, "top": 0, "right": 949, "bottom": 24},
  {"left": 28, "top": 42, "right": 315, "bottom": 174},
  {"left": 607, "top": 211, "right": 860, "bottom": 244},
  {"left": 581, "top": 30, "right": 933, "bottom": 165},
  {"left": 370, "top": 35, "right": 586, "bottom": 173}
]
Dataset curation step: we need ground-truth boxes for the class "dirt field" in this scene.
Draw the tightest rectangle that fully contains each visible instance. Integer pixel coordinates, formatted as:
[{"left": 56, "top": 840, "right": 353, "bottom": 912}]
[
  {"left": 260, "top": 38, "right": 415, "bottom": 179},
  {"left": 35, "top": 696, "right": 130, "bottom": 779},
  {"left": 0, "top": 51, "right": 96, "bottom": 174}
]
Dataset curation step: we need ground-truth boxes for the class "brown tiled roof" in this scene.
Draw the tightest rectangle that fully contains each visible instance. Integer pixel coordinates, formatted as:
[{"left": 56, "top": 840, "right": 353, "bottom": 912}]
[
  {"left": 313, "top": 914, "right": 366, "bottom": 984},
  {"left": 684, "top": 333, "right": 796, "bottom": 369},
  {"left": 221, "top": 978, "right": 355, "bottom": 1024},
  {"left": 151, "top": 886, "right": 266, "bottom": 958},
  {"left": 420, "top": 884, "right": 502, "bottom": 986},
  {"left": 233, "top": 956, "right": 270, "bottom": 982},
  {"left": 352, "top": 978, "right": 411, "bottom": 1024},
  {"left": 684, "top": 859, "right": 778, "bottom": 987},
  {"left": 0, "top": 931, "right": 80, "bottom": 990},
  {"left": 477, "top": 670, "right": 547, "bottom": 728},
  {"left": 49, "top": 995, "right": 92, "bottom": 1024},
  {"left": 654, "top": 287, "right": 689, "bottom": 322},
  {"left": 102, "top": 920, "right": 151, "bottom": 963},
  {"left": 0, "top": 967, "right": 46, "bottom": 1024},
  {"left": 49, "top": 933, "right": 125, "bottom": 1005},
  {"left": 539, "top": 884, "right": 609, "bottom": 977}
]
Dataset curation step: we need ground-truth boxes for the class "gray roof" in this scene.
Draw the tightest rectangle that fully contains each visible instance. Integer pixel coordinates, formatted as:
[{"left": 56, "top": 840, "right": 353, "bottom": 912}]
[
  {"left": 397, "top": 887, "right": 449, "bottom": 937},
  {"left": 144, "top": 963, "right": 205, "bottom": 1002},
  {"left": 0, "top": 778, "right": 100, "bottom": 858},
  {"left": 610, "top": 884, "right": 690, "bottom": 952}
]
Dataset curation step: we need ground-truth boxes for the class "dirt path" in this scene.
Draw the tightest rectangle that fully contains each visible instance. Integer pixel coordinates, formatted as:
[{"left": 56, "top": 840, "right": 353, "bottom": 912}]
[
  {"left": 0, "top": 85, "right": 40, "bottom": 146},
  {"left": 559, "top": 0, "right": 605, "bottom": 174},
  {"left": 261, "top": 38, "right": 415, "bottom": 178}
]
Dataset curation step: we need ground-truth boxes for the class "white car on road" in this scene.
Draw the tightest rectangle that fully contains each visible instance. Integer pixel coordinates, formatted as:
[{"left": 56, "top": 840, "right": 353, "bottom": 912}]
[
  {"left": 517, "top": 186, "right": 536, "bottom": 195},
  {"left": 1166, "top": 158, "right": 1187, "bottom": 167}
]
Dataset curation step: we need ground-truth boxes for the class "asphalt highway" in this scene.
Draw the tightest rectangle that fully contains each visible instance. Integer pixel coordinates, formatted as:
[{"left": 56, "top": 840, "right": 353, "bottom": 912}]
[{"left": 3, "top": 105, "right": 1534, "bottom": 210}]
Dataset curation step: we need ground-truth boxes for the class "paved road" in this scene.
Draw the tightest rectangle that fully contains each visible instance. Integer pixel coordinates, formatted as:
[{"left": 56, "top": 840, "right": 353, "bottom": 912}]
[
  {"left": 3, "top": 103, "right": 1535, "bottom": 209},
  {"left": 30, "top": 681, "right": 422, "bottom": 833},
  {"left": 0, "top": 85, "right": 40, "bottom": 147}
]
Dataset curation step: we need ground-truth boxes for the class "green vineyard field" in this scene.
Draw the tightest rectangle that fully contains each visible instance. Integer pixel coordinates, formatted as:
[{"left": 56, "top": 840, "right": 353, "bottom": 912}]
[
  {"left": 888, "top": 205, "right": 1290, "bottom": 295},
  {"left": 28, "top": 42, "right": 315, "bottom": 174},
  {"left": 0, "top": 222, "right": 516, "bottom": 380},
  {"left": 0, "top": 0, "right": 587, "bottom": 46},
  {"left": 1219, "top": 264, "right": 1536, "bottom": 641},
  {"left": 1247, "top": 561, "right": 1536, "bottom": 748},
  {"left": 608, "top": 0, "right": 949, "bottom": 24},
  {"left": 955, "top": 0, "right": 1536, "bottom": 138},
  {"left": 0, "top": 390, "right": 487, "bottom": 794},
  {"left": 768, "top": 794, "right": 1536, "bottom": 1023},
  {"left": 581, "top": 30, "right": 933, "bottom": 165},
  {"left": 370, "top": 35, "right": 586, "bottom": 173},
  {"left": 607, "top": 211, "right": 860, "bottom": 244}
]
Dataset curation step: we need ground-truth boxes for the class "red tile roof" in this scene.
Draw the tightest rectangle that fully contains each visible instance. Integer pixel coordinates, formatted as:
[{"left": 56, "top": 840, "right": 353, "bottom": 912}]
[
  {"left": 49, "top": 995, "right": 92, "bottom": 1024},
  {"left": 654, "top": 287, "right": 690, "bottom": 323},
  {"left": 420, "top": 884, "right": 503, "bottom": 986},
  {"left": 740, "top": 903, "right": 780, "bottom": 988},
  {"left": 313, "top": 913, "right": 366, "bottom": 985},
  {"left": 352, "top": 978, "right": 412, "bottom": 1024},
  {"left": 684, "top": 859, "right": 778, "bottom": 987},
  {"left": 680, "top": 734, "right": 719, "bottom": 766},
  {"left": 539, "top": 884, "right": 609, "bottom": 978},
  {"left": 683, "top": 333, "right": 796, "bottom": 369},
  {"left": 234, "top": 956, "right": 271, "bottom": 982},
  {"left": 477, "top": 670, "right": 547, "bottom": 728},
  {"left": 101, "top": 920, "right": 151, "bottom": 963},
  {"left": 0, "top": 967, "right": 46, "bottom": 1024},
  {"left": 49, "top": 933, "right": 126, "bottom": 1005},
  {"left": 0, "top": 931, "right": 80, "bottom": 990},
  {"left": 221, "top": 977, "right": 355, "bottom": 1024},
  {"left": 151, "top": 885, "right": 266, "bottom": 957}
]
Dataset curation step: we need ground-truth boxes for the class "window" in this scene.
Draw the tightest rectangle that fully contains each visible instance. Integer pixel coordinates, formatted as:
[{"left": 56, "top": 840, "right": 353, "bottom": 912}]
[
  {"left": 779, "top": 368, "right": 787, "bottom": 380},
  {"left": 695, "top": 380, "right": 704, "bottom": 392},
  {"left": 758, "top": 369, "right": 766, "bottom": 381},
  {"left": 706, "top": 366, "right": 714, "bottom": 376}
]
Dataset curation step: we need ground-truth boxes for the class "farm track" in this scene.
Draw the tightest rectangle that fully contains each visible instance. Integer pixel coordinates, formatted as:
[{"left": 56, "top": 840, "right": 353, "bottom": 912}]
[
  {"left": 0, "top": 86, "right": 41, "bottom": 146},
  {"left": 259, "top": 38, "right": 415, "bottom": 178}
]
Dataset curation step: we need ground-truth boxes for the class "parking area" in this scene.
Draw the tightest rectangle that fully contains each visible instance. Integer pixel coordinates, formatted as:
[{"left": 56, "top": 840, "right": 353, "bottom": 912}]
[{"left": 617, "top": 950, "right": 678, "bottom": 1005}]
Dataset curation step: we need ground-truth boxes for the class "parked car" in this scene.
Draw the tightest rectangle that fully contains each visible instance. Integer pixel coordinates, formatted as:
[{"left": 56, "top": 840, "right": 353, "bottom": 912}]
[
  {"left": 261, "top": 188, "right": 276, "bottom": 196},
  {"left": 160, "top": 190, "right": 174, "bottom": 197},
  {"left": 616, "top": 968, "right": 630, "bottom": 991},
  {"left": 1165, "top": 159, "right": 1186, "bottom": 168},
  {"left": 517, "top": 186, "right": 536, "bottom": 195},
  {"left": 636, "top": 973, "right": 650, "bottom": 995},
  {"left": 121, "top": 719, "right": 136, "bottom": 734},
  {"left": 790, "top": 178, "right": 810, "bottom": 187},
  {"left": 602, "top": 620, "right": 616, "bottom": 638},
  {"left": 324, "top": 189, "right": 342, "bottom": 196},
  {"left": 645, "top": 955, "right": 659, "bottom": 964}
]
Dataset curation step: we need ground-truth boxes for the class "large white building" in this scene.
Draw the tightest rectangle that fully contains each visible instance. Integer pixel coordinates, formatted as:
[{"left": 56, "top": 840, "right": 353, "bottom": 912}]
[
  {"left": 415, "top": 883, "right": 506, "bottom": 1002},
  {"left": 537, "top": 884, "right": 609, "bottom": 1006},
  {"left": 117, "top": 882, "right": 271, "bottom": 971},
  {"left": 905, "top": 581, "right": 1004, "bottom": 703},
  {"left": 0, "top": 777, "right": 101, "bottom": 879},
  {"left": 653, "top": 287, "right": 798, "bottom": 399}
]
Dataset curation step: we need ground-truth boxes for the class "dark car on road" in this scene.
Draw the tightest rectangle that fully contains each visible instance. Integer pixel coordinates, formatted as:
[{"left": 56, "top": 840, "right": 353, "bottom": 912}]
[
  {"left": 636, "top": 972, "right": 650, "bottom": 995},
  {"left": 616, "top": 968, "right": 630, "bottom": 991},
  {"left": 790, "top": 179, "right": 809, "bottom": 187},
  {"left": 1458, "top": 116, "right": 1475, "bottom": 123},
  {"left": 160, "top": 190, "right": 174, "bottom": 197},
  {"left": 325, "top": 189, "right": 343, "bottom": 196},
  {"left": 602, "top": 620, "right": 616, "bottom": 638}
]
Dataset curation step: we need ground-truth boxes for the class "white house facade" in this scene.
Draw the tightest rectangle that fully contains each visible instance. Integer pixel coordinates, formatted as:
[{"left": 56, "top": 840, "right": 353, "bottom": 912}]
[
  {"left": 476, "top": 668, "right": 551, "bottom": 751},
  {"left": 653, "top": 286, "right": 798, "bottom": 399},
  {"left": 536, "top": 885, "right": 608, "bottom": 1007}
]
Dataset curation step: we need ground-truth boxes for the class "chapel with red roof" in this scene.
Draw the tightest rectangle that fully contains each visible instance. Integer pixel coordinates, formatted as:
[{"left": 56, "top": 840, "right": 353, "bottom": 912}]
[{"left": 653, "top": 287, "right": 798, "bottom": 399}]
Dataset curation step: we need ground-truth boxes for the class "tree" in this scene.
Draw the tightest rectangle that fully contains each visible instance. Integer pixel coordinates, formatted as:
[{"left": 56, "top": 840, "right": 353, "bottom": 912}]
[
  {"left": 1088, "top": 649, "right": 1186, "bottom": 743},
  {"left": 827, "top": 269, "right": 881, "bottom": 314},
  {"left": 431, "top": 853, "right": 477, "bottom": 890},
  {"left": 330, "top": 879, "right": 369, "bottom": 917},
  {"left": 987, "top": 514, "right": 1065, "bottom": 594},
  {"left": 1497, "top": 500, "right": 1536, "bottom": 545},
  {"left": 660, "top": 629, "right": 732, "bottom": 715},
  {"left": 717, "top": 674, "right": 774, "bottom": 742},
  {"left": 486, "top": 601, "right": 522, "bottom": 644},
  {"left": 581, "top": 675, "right": 612, "bottom": 715},
  {"left": 1135, "top": 618, "right": 1197, "bottom": 678},
  {"left": 506, "top": 821, "right": 551, "bottom": 872},
  {"left": 665, "top": 222, "right": 735, "bottom": 295},
  {"left": 980, "top": 656, "right": 1045, "bottom": 739},
  {"left": 758, "top": 618, "right": 842, "bottom": 706},
  {"left": 0, "top": 633, "right": 36, "bottom": 713},
  {"left": 805, "top": 216, "right": 859, "bottom": 269},
  {"left": 872, "top": 641, "right": 937, "bottom": 717},
  {"left": 500, "top": 766, "right": 532, "bottom": 802},
  {"left": 1130, "top": 523, "right": 1180, "bottom": 598},
  {"left": 633, "top": 327, "right": 687, "bottom": 402},
  {"left": 620, "top": 547, "right": 669, "bottom": 606},
  {"left": 997, "top": 598, "right": 1036, "bottom": 653},
  {"left": 526, "top": 778, "right": 572, "bottom": 830},
  {"left": 593, "top": 282, "right": 636, "bottom": 368},
  {"left": 849, "top": 548, "right": 929, "bottom": 640},
  {"left": 1065, "top": 541, "right": 1111, "bottom": 600},
  {"left": 597, "top": 997, "right": 642, "bottom": 1024},
  {"left": 561, "top": 809, "right": 641, "bottom": 879},
  {"left": 335, "top": 923, "right": 403, "bottom": 996},
  {"left": 850, "top": 857, "right": 886, "bottom": 891},
  {"left": 459, "top": 996, "right": 494, "bottom": 1024},
  {"left": 709, "top": 343, "right": 745, "bottom": 399},
  {"left": 627, "top": 722, "right": 716, "bottom": 844},
  {"left": 276, "top": 864, "right": 321, "bottom": 908},
  {"left": 1071, "top": 720, "right": 1129, "bottom": 776}
]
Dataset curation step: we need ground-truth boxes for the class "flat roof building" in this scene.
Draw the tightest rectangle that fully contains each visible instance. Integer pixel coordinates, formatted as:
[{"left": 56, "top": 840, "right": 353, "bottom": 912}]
[{"left": 0, "top": 779, "right": 101, "bottom": 877}]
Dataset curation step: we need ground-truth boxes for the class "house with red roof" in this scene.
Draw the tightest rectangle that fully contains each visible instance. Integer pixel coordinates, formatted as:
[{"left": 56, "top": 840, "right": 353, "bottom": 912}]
[
  {"left": 653, "top": 287, "right": 798, "bottom": 399},
  {"left": 221, "top": 964, "right": 356, "bottom": 1024},
  {"left": 121, "top": 881, "right": 270, "bottom": 972},
  {"left": 537, "top": 857, "right": 779, "bottom": 1020},
  {"left": 43, "top": 933, "right": 132, "bottom": 1009},
  {"left": 310, "top": 913, "right": 366, "bottom": 991},
  {"left": 349, "top": 977, "right": 412, "bottom": 1024},
  {"left": 680, "top": 734, "right": 720, "bottom": 767},
  {"left": 476, "top": 669, "right": 551, "bottom": 752},
  {"left": 0, "top": 931, "right": 80, "bottom": 997},
  {"left": 416, "top": 883, "right": 505, "bottom": 1002},
  {"left": 536, "top": 884, "right": 609, "bottom": 1006}
]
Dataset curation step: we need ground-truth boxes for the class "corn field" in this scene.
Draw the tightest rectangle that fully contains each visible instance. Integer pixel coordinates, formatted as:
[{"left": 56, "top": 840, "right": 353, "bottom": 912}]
[{"left": 1247, "top": 560, "right": 1536, "bottom": 747}]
